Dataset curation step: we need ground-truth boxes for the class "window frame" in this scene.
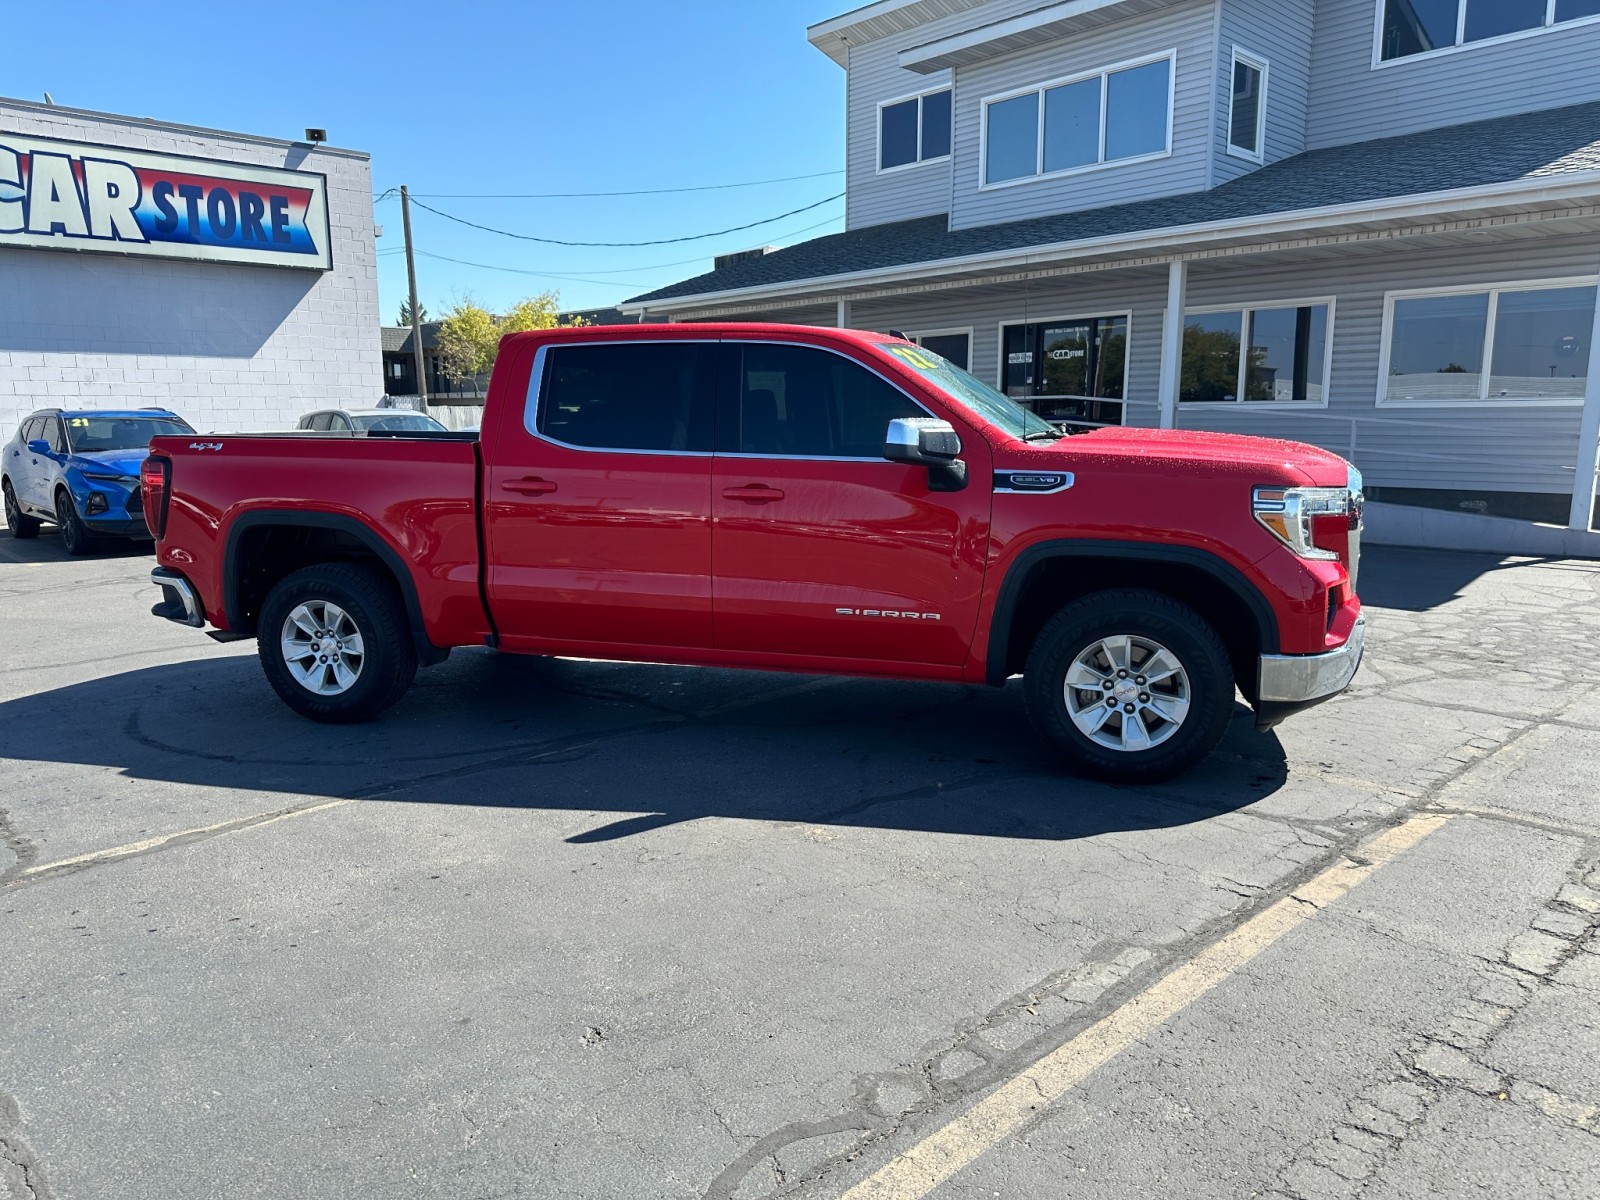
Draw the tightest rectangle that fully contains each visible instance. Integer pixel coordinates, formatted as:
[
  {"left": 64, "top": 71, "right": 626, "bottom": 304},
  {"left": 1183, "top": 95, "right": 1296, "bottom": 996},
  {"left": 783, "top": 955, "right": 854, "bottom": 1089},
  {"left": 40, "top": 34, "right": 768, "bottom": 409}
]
[
  {"left": 903, "top": 326, "right": 975, "bottom": 370},
  {"left": 1179, "top": 296, "right": 1338, "bottom": 410},
  {"left": 524, "top": 339, "right": 721, "bottom": 456},
  {"left": 717, "top": 339, "right": 938, "bottom": 463},
  {"left": 1225, "top": 47, "right": 1269, "bottom": 164},
  {"left": 995, "top": 310, "right": 1135, "bottom": 421},
  {"left": 1371, "top": 0, "right": 1600, "bottom": 68},
  {"left": 875, "top": 85, "right": 954, "bottom": 176},
  {"left": 1375, "top": 276, "right": 1599, "bottom": 408},
  {"left": 978, "top": 50, "right": 1178, "bottom": 190}
]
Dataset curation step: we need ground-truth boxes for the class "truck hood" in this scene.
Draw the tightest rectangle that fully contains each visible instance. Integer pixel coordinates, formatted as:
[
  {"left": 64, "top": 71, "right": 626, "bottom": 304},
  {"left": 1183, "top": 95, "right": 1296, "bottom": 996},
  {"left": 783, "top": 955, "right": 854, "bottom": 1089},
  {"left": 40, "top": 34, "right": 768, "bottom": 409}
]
[{"left": 1030, "top": 426, "right": 1354, "bottom": 487}]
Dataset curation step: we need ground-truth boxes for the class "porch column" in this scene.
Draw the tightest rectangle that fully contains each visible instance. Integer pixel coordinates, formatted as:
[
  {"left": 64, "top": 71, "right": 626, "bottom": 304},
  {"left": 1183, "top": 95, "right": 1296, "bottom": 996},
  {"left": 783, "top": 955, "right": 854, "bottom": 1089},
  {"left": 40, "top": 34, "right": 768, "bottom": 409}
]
[
  {"left": 1568, "top": 275, "right": 1600, "bottom": 531},
  {"left": 836, "top": 299, "right": 853, "bottom": 329},
  {"left": 1157, "top": 259, "right": 1189, "bottom": 430}
]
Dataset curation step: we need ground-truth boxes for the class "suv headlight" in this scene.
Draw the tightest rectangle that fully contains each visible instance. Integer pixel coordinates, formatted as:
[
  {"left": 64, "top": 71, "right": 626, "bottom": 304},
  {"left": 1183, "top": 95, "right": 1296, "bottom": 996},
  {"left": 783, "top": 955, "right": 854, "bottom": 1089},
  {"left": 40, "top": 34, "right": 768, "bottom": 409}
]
[{"left": 1252, "top": 486, "right": 1352, "bottom": 561}]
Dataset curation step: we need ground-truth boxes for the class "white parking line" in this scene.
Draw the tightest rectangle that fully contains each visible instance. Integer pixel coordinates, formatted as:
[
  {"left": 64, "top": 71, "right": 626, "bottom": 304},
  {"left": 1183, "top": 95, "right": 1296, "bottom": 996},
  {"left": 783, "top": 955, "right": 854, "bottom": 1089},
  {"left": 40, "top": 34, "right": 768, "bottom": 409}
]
[
  {"left": 840, "top": 813, "right": 1454, "bottom": 1200},
  {"left": 11, "top": 800, "right": 349, "bottom": 885}
]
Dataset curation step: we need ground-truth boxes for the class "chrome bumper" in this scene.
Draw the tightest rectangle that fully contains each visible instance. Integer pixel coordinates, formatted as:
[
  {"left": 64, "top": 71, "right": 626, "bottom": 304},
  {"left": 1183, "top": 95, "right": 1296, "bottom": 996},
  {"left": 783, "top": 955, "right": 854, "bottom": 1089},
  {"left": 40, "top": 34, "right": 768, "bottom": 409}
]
[
  {"left": 1258, "top": 616, "right": 1366, "bottom": 705},
  {"left": 150, "top": 567, "right": 204, "bottom": 628}
]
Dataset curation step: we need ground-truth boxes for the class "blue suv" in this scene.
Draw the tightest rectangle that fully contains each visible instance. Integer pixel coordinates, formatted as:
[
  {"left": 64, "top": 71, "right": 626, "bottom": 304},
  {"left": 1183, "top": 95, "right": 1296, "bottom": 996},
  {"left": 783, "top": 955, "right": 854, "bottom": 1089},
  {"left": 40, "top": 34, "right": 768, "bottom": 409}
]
[{"left": 4, "top": 409, "right": 195, "bottom": 554}]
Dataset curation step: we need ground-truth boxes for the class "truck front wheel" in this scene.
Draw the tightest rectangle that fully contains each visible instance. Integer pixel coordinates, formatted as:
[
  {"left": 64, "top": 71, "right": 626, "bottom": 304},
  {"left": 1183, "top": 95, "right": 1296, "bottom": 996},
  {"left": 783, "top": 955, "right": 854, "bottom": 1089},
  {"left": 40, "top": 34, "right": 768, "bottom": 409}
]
[
  {"left": 257, "top": 562, "right": 418, "bottom": 723},
  {"left": 1024, "top": 589, "right": 1234, "bottom": 783}
]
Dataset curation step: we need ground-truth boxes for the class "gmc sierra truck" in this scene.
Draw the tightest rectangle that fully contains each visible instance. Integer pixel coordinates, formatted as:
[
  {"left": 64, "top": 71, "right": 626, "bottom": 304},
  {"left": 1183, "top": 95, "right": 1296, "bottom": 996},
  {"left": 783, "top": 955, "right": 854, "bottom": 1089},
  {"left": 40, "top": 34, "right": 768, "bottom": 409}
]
[{"left": 142, "top": 324, "right": 1365, "bottom": 781}]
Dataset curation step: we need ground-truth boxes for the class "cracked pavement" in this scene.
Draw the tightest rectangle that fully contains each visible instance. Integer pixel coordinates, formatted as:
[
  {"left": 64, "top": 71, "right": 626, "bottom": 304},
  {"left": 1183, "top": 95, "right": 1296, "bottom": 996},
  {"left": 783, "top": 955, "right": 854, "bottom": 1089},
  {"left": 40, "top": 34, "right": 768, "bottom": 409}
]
[{"left": 2, "top": 533, "right": 1598, "bottom": 1199}]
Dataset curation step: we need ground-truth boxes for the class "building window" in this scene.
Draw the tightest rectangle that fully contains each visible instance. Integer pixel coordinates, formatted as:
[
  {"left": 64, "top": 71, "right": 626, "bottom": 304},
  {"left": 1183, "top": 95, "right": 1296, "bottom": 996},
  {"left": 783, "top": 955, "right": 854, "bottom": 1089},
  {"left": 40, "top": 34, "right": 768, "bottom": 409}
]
[
  {"left": 1181, "top": 303, "right": 1332, "bottom": 405},
  {"left": 534, "top": 342, "right": 718, "bottom": 451},
  {"left": 1001, "top": 315, "right": 1129, "bottom": 425},
  {"left": 1379, "top": 0, "right": 1600, "bottom": 63},
  {"left": 390, "top": 362, "right": 405, "bottom": 379},
  {"left": 879, "top": 88, "right": 953, "bottom": 172},
  {"left": 1227, "top": 49, "right": 1267, "bottom": 161},
  {"left": 1379, "top": 281, "right": 1597, "bottom": 405},
  {"left": 906, "top": 329, "right": 972, "bottom": 371},
  {"left": 983, "top": 53, "right": 1174, "bottom": 186}
]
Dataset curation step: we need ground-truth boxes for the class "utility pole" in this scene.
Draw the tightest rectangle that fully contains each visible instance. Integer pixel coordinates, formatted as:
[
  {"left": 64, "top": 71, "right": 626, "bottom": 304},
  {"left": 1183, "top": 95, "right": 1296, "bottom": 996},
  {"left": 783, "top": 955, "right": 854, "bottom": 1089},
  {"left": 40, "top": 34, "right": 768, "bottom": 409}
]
[{"left": 401, "top": 185, "right": 429, "bottom": 408}]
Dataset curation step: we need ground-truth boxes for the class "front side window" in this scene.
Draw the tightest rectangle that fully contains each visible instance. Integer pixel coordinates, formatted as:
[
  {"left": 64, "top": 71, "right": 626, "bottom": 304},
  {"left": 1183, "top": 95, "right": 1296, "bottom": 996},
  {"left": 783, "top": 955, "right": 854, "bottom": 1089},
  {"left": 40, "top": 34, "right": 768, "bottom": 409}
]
[
  {"left": 984, "top": 54, "right": 1173, "bottom": 185},
  {"left": 43, "top": 417, "right": 66, "bottom": 454},
  {"left": 725, "top": 343, "right": 923, "bottom": 458},
  {"left": 1382, "top": 282, "right": 1596, "bottom": 404},
  {"left": 880, "top": 88, "right": 952, "bottom": 171},
  {"left": 1181, "top": 304, "right": 1331, "bottom": 404},
  {"left": 1001, "top": 316, "right": 1129, "bottom": 425},
  {"left": 1380, "top": 0, "right": 1600, "bottom": 61},
  {"left": 1228, "top": 50, "right": 1267, "bottom": 160},
  {"left": 535, "top": 342, "right": 717, "bottom": 452},
  {"left": 354, "top": 413, "right": 448, "bottom": 433}
]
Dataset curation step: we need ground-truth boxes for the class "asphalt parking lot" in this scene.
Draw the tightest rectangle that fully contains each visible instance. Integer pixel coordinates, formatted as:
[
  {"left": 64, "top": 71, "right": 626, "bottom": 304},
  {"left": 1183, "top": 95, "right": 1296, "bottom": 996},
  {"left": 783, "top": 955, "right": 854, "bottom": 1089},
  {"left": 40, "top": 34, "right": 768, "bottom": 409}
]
[{"left": 3, "top": 532, "right": 1599, "bottom": 1200}]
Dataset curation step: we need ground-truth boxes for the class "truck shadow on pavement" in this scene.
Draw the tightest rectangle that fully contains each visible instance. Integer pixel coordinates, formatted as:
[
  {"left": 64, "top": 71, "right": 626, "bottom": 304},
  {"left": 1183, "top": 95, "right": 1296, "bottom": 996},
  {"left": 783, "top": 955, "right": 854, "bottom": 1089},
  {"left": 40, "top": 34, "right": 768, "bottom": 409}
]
[{"left": 0, "top": 649, "right": 1289, "bottom": 844}]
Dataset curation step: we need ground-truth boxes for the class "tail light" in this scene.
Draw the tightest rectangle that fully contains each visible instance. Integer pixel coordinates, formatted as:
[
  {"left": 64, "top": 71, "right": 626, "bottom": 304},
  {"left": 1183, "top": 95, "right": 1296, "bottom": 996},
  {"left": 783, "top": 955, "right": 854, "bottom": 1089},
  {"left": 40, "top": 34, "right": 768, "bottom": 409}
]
[{"left": 140, "top": 455, "right": 171, "bottom": 539}]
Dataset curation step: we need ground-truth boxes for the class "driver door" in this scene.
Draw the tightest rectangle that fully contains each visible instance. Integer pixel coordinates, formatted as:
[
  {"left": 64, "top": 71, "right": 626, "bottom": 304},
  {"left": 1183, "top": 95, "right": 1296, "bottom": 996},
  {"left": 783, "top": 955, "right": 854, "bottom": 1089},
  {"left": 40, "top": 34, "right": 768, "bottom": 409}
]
[{"left": 711, "top": 340, "right": 992, "bottom": 668}]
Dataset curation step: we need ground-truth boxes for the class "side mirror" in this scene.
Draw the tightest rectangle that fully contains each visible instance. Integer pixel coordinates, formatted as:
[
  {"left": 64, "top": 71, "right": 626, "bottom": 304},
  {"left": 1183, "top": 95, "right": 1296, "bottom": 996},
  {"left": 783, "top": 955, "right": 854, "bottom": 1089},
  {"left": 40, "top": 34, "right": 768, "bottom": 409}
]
[
  {"left": 884, "top": 418, "right": 961, "bottom": 465},
  {"left": 884, "top": 418, "right": 967, "bottom": 492},
  {"left": 27, "top": 439, "right": 51, "bottom": 455}
]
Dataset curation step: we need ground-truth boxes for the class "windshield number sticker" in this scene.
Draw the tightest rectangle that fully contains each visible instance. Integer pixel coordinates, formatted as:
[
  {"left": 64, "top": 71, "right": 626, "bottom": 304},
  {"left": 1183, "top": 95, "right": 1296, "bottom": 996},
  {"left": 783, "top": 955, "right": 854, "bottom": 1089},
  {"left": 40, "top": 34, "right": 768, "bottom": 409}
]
[{"left": 885, "top": 345, "right": 940, "bottom": 371}]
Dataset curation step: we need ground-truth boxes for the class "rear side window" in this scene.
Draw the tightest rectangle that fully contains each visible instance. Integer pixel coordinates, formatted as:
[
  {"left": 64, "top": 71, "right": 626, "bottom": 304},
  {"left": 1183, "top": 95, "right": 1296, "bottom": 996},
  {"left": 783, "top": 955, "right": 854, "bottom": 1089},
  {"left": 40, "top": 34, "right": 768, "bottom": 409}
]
[
  {"left": 535, "top": 341, "right": 716, "bottom": 453},
  {"left": 308, "top": 413, "right": 334, "bottom": 432},
  {"left": 723, "top": 343, "right": 925, "bottom": 458}
]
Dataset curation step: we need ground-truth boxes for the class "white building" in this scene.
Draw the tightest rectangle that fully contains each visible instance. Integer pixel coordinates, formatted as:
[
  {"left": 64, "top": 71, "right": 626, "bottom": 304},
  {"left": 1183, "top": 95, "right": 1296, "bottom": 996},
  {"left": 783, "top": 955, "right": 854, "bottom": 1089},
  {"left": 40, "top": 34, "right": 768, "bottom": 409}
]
[
  {"left": 625, "top": 0, "right": 1600, "bottom": 539},
  {"left": 1, "top": 97, "right": 381, "bottom": 434}
]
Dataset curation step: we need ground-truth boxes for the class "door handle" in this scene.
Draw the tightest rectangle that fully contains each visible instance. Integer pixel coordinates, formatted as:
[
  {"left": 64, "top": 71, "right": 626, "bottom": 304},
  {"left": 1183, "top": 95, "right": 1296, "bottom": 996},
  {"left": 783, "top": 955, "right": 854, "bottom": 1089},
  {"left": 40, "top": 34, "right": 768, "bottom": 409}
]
[
  {"left": 722, "top": 485, "right": 785, "bottom": 504},
  {"left": 502, "top": 477, "right": 558, "bottom": 496}
]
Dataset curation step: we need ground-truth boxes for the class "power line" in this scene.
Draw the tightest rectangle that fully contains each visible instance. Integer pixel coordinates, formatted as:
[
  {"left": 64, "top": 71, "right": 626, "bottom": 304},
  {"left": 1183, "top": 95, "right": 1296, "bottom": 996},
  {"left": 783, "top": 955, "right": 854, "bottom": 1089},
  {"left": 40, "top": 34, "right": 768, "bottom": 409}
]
[
  {"left": 376, "top": 215, "right": 844, "bottom": 276},
  {"left": 406, "top": 192, "right": 843, "bottom": 247},
  {"left": 373, "top": 169, "right": 842, "bottom": 201},
  {"left": 388, "top": 215, "right": 846, "bottom": 290}
]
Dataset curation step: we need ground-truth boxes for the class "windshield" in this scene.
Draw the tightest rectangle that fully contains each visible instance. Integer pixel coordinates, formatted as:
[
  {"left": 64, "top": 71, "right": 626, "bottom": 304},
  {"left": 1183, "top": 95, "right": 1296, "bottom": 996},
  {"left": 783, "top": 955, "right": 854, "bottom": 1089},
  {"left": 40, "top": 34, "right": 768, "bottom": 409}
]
[
  {"left": 64, "top": 415, "right": 194, "bottom": 453},
  {"left": 874, "top": 343, "right": 1061, "bottom": 441},
  {"left": 353, "top": 413, "right": 448, "bottom": 433}
]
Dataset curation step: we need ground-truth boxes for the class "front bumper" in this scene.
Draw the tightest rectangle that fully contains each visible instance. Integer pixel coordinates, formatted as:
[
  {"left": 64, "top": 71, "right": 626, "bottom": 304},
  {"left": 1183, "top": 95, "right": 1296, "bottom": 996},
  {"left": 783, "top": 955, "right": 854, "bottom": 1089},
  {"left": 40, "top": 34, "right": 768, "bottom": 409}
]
[{"left": 1254, "top": 616, "right": 1366, "bottom": 731}]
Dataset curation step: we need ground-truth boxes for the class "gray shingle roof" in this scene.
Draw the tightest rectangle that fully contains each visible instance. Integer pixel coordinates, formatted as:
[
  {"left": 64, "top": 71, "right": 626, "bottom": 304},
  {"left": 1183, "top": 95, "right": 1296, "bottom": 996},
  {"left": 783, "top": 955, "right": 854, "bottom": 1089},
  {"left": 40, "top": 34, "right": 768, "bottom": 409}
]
[
  {"left": 629, "top": 100, "right": 1600, "bottom": 306},
  {"left": 381, "top": 323, "right": 441, "bottom": 354}
]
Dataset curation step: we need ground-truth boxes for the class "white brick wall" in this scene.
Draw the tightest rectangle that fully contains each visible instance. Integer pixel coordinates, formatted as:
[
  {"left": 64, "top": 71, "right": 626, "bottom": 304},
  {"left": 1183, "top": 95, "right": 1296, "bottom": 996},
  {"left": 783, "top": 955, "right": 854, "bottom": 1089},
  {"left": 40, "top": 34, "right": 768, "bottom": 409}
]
[{"left": 0, "top": 98, "right": 381, "bottom": 435}]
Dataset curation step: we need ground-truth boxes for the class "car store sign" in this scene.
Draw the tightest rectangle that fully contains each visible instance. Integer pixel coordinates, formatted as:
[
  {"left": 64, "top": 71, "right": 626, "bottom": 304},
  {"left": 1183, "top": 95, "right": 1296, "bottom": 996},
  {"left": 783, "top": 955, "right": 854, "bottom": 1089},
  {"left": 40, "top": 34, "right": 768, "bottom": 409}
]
[{"left": 0, "top": 133, "right": 331, "bottom": 270}]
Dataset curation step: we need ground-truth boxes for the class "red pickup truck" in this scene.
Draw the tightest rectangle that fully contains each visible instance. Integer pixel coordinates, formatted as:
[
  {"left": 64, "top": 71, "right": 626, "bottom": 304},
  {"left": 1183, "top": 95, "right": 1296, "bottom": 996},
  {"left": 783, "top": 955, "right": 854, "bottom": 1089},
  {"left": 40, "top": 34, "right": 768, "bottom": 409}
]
[{"left": 142, "top": 324, "right": 1364, "bottom": 781}]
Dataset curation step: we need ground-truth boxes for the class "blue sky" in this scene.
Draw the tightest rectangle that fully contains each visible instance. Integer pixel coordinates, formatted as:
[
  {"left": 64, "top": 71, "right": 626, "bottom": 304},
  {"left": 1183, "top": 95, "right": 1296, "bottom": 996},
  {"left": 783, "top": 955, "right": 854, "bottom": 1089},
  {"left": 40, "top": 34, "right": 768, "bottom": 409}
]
[{"left": 8, "top": 1, "right": 851, "bottom": 320}]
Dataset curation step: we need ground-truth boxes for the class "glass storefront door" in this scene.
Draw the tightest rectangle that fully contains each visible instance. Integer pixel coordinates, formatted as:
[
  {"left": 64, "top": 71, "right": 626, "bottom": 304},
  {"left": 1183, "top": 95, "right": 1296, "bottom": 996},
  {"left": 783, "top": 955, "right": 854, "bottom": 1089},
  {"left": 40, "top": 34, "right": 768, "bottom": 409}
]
[{"left": 1002, "top": 315, "right": 1129, "bottom": 425}]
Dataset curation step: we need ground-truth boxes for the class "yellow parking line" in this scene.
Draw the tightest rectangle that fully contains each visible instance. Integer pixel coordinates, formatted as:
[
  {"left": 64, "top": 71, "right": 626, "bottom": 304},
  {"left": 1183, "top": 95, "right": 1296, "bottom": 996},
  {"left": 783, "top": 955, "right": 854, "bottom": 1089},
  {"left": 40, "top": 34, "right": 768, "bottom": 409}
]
[
  {"left": 841, "top": 813, "right": 1453, "bottom": 1200},
  {"left": 14, "top": 800, "right": 349, "bottom": 884}
]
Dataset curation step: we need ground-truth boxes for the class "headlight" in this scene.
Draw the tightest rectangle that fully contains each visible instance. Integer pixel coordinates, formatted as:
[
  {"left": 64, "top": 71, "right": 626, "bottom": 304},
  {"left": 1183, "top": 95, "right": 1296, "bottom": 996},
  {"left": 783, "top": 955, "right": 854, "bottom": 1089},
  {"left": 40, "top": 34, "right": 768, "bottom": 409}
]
[{"left": 1252, "top": 486, "right": 1351, "bottom": 561}]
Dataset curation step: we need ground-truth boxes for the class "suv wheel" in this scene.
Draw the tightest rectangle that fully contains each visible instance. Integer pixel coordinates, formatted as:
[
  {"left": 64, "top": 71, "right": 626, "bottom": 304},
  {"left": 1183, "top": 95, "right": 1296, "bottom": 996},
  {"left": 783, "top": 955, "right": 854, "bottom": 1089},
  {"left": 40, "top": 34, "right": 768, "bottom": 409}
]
[
  {"left": 55, "top": 489, "right": 97, "bottom": 556},
  {"left": 1024, "top": 589, "right": 1234, "bottom": 783},
  {"left": 4, "top": 479, "right": 41, "bottom": 539},
  {"left": 257, "top": 562, "right": 417, "bottom": 723}
]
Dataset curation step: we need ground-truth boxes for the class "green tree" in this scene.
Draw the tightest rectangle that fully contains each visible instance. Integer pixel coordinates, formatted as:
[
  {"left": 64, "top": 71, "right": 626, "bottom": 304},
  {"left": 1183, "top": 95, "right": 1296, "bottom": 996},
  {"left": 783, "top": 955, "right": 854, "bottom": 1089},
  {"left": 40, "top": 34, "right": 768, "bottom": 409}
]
[
  {"left": 1181, "top": 325, "right": 1243, "bottom": 404},
  {"left": 398, "top": 299, "right": 428, "bottom": 326},
  {"left": 435, "top": 293, "right": 581, "bottom": 386}
]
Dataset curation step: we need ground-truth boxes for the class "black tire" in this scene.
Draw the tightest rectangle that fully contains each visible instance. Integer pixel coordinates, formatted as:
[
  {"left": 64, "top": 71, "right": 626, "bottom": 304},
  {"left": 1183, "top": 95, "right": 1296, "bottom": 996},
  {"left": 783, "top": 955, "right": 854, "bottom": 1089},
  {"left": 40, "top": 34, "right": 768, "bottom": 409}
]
[
  {"left": 256, "top": 562, "right": 418, "bottom": 723},
  {"left": 55, "top": 488, "right": 98, "bottom": 556},
  {"left": 3, "top": 478, "right": 41, "bottom": 539},
  {"left": 1024, "top": 589, "right": 1234, "bottom": 783}
]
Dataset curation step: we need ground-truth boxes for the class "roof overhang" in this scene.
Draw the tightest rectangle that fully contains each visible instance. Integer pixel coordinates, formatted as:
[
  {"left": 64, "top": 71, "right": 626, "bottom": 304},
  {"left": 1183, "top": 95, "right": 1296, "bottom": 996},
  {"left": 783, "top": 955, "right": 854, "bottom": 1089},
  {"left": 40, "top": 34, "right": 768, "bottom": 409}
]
[
  {"left": 621, "top": 173, "right": 1600, "bottom": 317},
  {"left": 807, "top": 0, "right": 994, "bottom": 66},
  {"left": 898, "top": 0, "right": 1179, "bottom": 73}
]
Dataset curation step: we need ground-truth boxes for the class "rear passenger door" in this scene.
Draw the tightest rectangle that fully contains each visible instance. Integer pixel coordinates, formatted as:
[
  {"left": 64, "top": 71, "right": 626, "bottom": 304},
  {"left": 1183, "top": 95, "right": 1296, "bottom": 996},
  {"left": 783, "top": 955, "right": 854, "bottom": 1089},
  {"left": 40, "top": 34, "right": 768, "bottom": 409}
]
[
  {"left": 485, "top": 338, "right": 719, "bottom": 653},
  {"left": 710, "top": 341, "right": 992, "bottom": 668},
  {"left": 8, "top": 418, "right": 40, "bottom": 508}
]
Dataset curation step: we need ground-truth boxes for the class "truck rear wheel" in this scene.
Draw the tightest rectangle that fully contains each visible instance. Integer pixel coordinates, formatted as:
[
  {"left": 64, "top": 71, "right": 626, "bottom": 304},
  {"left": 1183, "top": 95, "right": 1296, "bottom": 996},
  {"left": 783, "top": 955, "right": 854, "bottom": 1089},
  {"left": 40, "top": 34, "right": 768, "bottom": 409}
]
[
  {"left": 257, "top": 562, "right": 417, "bottom": 723},
  {"left": 1024, "top": 589, "right": 1234, "bottom": 783}
]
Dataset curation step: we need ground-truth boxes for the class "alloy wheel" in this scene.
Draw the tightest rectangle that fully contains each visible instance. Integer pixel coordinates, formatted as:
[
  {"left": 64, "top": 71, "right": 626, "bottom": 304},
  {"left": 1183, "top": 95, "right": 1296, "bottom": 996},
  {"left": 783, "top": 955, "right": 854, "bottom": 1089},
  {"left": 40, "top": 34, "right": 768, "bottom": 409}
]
[
  {"left": 280, "top": 600, "right": 367, "bottom": 696},
  {"left": 1063, "top": 633, "right": 1192, "bottom": 753}
]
